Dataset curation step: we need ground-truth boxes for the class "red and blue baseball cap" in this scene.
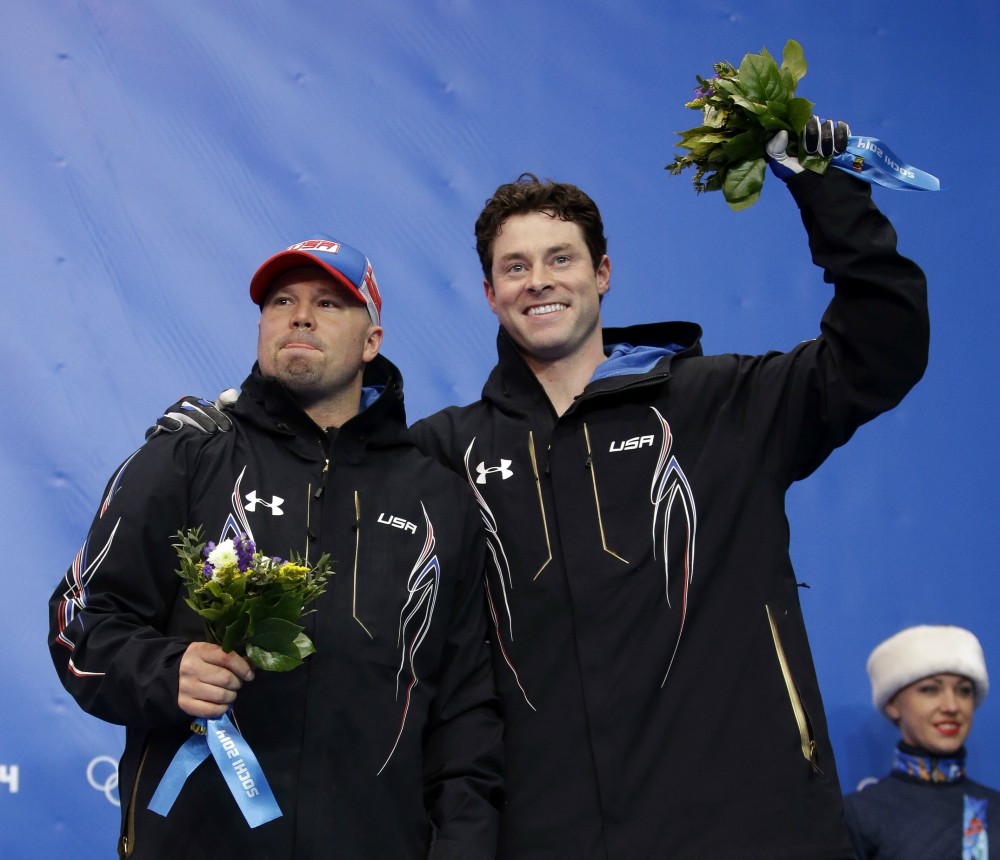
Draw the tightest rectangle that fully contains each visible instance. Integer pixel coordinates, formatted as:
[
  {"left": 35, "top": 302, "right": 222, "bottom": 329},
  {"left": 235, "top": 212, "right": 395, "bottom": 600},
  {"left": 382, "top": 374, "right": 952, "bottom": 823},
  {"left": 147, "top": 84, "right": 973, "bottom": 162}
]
[{"left": 250, "top": 234, "right": 383, "bottom": 325}]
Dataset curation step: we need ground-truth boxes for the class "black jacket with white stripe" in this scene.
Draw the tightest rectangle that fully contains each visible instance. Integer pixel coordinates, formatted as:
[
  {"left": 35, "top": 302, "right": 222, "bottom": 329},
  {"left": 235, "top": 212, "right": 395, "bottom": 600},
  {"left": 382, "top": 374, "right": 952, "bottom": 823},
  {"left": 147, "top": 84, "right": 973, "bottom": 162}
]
[
  {"left": 50, "top": 356, "right": 503, "bottom": 859},
  {"left": 411, "top": 169, "right": 929, "bottom": 860}
]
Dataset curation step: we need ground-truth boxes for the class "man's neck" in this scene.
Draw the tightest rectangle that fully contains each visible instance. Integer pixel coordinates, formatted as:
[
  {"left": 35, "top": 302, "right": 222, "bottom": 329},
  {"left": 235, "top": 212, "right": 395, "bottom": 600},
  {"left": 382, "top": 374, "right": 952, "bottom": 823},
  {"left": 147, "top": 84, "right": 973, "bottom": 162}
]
[
  {"left": 299, "top": 385, "right": 363, "bottom": 431},
  {"left": 523, "top": 342, "right": 606, "bottom": 417}
]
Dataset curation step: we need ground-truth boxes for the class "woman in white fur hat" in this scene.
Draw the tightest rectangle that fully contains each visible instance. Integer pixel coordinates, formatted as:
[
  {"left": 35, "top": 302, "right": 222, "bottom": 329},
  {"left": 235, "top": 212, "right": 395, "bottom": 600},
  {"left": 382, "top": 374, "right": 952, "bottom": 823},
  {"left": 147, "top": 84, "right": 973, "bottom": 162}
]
[{"left": 843, "top": 625, "right": 998, "bottom": 859}]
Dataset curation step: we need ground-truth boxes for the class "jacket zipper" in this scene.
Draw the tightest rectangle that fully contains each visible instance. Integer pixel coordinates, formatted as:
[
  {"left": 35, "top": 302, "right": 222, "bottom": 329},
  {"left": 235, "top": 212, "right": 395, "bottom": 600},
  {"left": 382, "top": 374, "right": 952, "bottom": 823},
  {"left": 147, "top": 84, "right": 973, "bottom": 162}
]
[
  {"left": 118, "top": 740, "right": 150, "bottom": 858},
  {"left": 352, "top": 489, "right": 373, "bottom": 637},
  {"left": 527, "top": 430, "right": 553, "bottom": 580},
  {"left": 764, "top": 605, "right": 821, "bottom": 774},
  {"left": 582, "top": 423, "right": 629, "bottom": 564}
]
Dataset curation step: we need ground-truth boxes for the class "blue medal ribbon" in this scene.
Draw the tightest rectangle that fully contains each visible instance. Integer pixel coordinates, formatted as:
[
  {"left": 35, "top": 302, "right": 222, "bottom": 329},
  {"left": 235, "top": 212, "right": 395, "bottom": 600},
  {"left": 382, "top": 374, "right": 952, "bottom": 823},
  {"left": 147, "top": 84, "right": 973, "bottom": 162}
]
[
  {"left": 831, "top": 136, "right": 941, "bottom": 191},
  {"left": 963, "top": 794, "right": 989, "bottom": 859},
  {"left": 148, "top": 711, "right": 282, "bottom": 828}
]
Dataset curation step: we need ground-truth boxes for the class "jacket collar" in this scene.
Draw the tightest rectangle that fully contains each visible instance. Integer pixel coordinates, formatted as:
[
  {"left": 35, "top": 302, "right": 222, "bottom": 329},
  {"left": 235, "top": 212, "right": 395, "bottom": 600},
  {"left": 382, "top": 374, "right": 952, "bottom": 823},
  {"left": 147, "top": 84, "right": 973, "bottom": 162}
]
[
  {"left": 237, "top": 354, "right": 411, "bottom": 464},
  {"left": 481, "top": 321, "right": 703, "bottom": 414},
  {"left": 891, "top": 741, "right": 967, "bottom": 785}
]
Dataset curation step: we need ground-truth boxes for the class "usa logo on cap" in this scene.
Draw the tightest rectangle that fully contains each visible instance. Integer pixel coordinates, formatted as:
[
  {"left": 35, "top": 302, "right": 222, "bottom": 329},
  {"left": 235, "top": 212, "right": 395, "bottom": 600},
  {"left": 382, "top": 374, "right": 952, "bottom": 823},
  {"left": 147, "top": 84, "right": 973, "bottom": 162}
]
[{"left": 249, "top": 234, "right": 382, "bottom": 326}]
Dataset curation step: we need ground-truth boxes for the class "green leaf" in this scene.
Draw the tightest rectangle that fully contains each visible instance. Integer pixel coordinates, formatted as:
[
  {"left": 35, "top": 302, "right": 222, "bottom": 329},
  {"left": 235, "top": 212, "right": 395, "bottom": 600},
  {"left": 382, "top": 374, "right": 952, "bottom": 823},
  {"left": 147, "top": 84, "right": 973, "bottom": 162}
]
[
  {"left": 726, "top": 190, "right": 762, "bottom": 212},
  {"left": 248, "top": 616, "right": 304, "bottom": 655},
  {"left": 728, "top": 94, "right": 766, "bottom": 115},
  {"left": 765, "top": 100, "right": 789, "bottom": 120},
  {"left": 268, "top": 592, "right": 308, "bottom": 622},
  {"left": 291, "top": 633, "right": 316, "bottom": 661},
  {"left": 787, "top": 97, "right": 815, "bottom": 133},
  {"left": 723, "top": 158, "right": 766, "bottom": 208},
  {"left": 221, "top": 612, "right": 250, "bottom": 653},
  {"left": 186, "top": 598, "right": 225, "bottom": 622},
  {"left": 781, "top": 39, "right": 807, "bottom": 84},
  {"left": 737, "top": 50, "right": 784, "bottom": 105},
  {"left": 757, "top": 107, "right": 793, "bottom": 132},
  {"left": 245, "top": 644, "right": 303, "bottom": 672},
  {"left": 722, "top": 129, "right": 763, "bottom": 162},
  {"left": 801, "top": 154, "right": 831, "bottom": 175}
]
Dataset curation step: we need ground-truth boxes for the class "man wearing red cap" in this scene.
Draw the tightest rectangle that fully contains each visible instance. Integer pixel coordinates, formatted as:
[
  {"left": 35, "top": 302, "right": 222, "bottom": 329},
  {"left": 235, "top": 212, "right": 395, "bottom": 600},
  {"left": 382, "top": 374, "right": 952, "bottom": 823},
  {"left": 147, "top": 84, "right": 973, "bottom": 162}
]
[{"left": 48, "top": 237, "right": 503, "bottom": 859}]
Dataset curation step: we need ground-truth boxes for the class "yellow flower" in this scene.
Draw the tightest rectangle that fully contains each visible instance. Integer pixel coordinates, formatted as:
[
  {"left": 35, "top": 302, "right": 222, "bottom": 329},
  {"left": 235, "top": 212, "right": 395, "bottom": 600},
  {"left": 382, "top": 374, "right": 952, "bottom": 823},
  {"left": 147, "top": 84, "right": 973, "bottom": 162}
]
[{"left": 276, "top": 562, "right": 309, "bottom": 581}]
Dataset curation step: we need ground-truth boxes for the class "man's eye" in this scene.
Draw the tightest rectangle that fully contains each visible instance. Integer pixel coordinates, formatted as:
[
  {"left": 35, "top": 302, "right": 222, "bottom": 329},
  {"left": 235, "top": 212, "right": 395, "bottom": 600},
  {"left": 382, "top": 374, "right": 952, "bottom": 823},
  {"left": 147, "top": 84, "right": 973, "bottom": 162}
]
[
  {"left": 553, "top": 255, "right": 569, "bottom": 265},
  {"left": 508, "top": 263, "right": 525, "bottom": 273}
]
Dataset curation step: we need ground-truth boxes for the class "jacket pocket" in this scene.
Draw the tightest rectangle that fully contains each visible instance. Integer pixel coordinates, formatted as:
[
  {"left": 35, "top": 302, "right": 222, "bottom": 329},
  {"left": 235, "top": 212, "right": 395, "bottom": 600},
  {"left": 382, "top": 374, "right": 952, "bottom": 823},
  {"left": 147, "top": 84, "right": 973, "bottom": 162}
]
[
  {"left": 764, "top": 604, "right": 821, "bottom": 774},
  {"left": 117, "top": 740, "right": 150, "bottom": 858}
]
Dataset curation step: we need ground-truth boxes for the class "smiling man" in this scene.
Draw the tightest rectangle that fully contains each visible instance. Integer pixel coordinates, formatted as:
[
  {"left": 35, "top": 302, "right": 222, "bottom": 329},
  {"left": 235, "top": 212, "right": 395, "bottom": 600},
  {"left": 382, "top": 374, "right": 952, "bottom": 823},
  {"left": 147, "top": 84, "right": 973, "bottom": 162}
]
[
  {"left": 49, "top": 237, "right": 503, "bottom": 859},
  {"left": 483, "top": 209, "right": 610, "bottom": 413},
  {"left": 408, "top": 150, "right": 929, "bottom": 858}
]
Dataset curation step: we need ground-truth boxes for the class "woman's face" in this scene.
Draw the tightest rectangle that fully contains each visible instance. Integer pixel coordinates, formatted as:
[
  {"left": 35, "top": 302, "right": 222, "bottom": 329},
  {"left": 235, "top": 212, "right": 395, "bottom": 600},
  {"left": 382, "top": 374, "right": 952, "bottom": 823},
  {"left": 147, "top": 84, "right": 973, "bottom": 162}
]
[{"left": 886, "top": 673, "right": 975, "bottom": 756}]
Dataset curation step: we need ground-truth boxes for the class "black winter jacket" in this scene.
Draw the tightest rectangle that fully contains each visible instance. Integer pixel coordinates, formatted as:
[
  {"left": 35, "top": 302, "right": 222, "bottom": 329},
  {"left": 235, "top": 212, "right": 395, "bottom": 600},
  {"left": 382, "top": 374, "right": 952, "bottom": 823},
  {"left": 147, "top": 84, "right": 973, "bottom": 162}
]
[
  {"left": 50, "top": 356, "right": 503, "bottom": 859},
  {"left": 411, "top": 170, "right": 929, "bottom": 859}
]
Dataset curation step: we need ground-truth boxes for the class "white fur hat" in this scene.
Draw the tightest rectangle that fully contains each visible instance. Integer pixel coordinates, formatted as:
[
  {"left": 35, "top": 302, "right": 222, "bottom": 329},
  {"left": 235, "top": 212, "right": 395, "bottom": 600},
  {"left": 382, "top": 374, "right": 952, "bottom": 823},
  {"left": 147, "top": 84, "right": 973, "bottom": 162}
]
[{"left": 867, "top": 625, "right": 989, "bottom": 716}]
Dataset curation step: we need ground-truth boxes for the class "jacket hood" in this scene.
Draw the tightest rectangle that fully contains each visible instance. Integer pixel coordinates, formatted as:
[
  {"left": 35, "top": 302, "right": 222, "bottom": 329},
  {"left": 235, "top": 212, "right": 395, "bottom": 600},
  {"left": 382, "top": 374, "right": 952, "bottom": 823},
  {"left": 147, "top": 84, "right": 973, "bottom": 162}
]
[
  {"left": 481, "top": 321, "right": 703, "bottom": 413},
  {"left": 237, "top": 353, "right": 411, "bottom": 463}
]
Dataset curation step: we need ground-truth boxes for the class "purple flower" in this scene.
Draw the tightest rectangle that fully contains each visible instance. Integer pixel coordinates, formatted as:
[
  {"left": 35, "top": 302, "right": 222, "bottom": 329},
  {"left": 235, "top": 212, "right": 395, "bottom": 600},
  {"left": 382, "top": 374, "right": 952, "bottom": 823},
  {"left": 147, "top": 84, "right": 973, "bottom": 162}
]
[
  {"left": 202, "top": 541, "right": 216, "bottom": 560},
  {"left": 202, "top": 562, "right": 214, "bottom": 580},
  {"left": 235, "top": 533, "right": 256, "bottom": 573}
]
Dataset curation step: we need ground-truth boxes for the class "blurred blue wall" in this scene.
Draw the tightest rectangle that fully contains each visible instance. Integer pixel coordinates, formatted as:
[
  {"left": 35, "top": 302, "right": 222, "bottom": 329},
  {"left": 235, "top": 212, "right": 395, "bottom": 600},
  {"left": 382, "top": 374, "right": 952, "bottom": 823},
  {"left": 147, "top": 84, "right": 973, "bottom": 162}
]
[{"left": 2, "top": 1, "right": 997, "bottom": 854}]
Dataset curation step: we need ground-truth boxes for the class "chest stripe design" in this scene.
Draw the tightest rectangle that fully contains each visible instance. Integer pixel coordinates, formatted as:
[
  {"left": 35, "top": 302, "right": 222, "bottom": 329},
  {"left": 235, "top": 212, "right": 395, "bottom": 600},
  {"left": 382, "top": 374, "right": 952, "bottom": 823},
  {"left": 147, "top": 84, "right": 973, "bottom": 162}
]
[
  {"left": 56, "top": 452, "right": 140, "bottom": 674},
  {"left": 218, "top": 466, "right": 255, "bottom": 545},
  {"left": 464, "top": 438, "right": 536, "bottom": 711},
  {"left": 648, "top": 407, "right": 697, "bottom": 686},
  {"left": 378, "top": 501, "right": 441, "bottom": 773}
]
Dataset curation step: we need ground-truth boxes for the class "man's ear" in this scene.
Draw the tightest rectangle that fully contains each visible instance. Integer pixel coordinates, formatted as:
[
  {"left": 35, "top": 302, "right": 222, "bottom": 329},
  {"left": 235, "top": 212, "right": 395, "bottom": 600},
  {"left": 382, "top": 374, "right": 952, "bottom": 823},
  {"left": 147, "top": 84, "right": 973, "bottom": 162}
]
[
  {"left": 363, "top": 326, "right": 383, "bottom": 363},
  {"left": 484, "top": 279, "right": 498, "bottom": 315},
  {"left": 596, "top": 255, "right": 611, "bottom": 297}
]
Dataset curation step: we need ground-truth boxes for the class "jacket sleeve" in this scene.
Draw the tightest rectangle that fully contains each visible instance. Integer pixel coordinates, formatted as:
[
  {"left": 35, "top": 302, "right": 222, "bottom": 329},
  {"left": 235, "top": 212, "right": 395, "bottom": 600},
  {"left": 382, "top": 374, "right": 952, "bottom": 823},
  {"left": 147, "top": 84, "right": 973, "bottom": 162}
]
[
  {"left": 410, "top": 410, "right": 464, "bottom": 474},
  {"left": 738, "top": 167, "right": 930, "bottom": 482},
  {"left": 47, "top": 435, "right": 199, "bottom": 730},
  {"left": 424, "top": 495, "right": 504, "bottom": 859}
]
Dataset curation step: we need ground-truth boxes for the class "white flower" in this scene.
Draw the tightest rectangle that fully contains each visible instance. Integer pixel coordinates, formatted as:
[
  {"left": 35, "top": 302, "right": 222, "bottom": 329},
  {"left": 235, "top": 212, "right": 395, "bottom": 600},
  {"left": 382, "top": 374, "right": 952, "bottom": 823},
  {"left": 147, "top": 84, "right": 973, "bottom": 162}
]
[{"left": 207, "top": 539, "right": 238, "bottom": 570}]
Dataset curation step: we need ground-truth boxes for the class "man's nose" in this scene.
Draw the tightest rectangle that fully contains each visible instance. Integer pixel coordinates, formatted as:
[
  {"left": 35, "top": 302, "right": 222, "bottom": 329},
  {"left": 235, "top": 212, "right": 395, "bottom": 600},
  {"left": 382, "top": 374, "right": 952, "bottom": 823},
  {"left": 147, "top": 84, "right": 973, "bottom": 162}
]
[
  {"left": 528, "top": 267, "right": 552, "bottom": 292},
  {"left": 291, "top": 306, "right": 315, "bottom": 327}
]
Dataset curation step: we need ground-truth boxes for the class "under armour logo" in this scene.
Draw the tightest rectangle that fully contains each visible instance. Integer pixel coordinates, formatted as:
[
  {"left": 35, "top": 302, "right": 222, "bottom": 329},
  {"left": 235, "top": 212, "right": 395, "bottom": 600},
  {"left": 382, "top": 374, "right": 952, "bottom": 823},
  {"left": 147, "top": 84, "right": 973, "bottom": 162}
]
[
  {"left": 476, "top": 460, "right": 513, "bottom": 484},
  {"left": 245, "top": 490, "right": 284, "bottom": 515}
]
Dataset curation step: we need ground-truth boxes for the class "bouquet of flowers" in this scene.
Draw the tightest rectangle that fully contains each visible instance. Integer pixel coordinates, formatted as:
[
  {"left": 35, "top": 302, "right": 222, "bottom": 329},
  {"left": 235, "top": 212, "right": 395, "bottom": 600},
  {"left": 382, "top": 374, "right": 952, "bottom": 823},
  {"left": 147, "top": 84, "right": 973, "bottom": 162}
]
[
  {"left": 174, "top": 527, "right": 331, "bottom": 671},
  {"left": 666, "top": 40, "right": 828, "bottom": 210}
]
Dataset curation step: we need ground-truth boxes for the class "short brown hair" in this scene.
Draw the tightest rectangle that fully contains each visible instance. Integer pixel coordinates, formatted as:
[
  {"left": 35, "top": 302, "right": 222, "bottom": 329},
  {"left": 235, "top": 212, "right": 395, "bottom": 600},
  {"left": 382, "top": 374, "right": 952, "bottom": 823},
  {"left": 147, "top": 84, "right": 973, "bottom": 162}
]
[{"left": 475, "top": 173, "right": 607, "bottom": 284}]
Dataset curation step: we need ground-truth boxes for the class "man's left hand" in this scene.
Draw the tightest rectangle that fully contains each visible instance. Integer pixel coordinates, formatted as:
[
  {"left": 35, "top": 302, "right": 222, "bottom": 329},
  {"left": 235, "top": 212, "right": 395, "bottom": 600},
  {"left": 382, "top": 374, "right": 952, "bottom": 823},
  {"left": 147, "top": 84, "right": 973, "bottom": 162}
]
[
  {"left": 145, "top": 390, "right": 238, "bottom": 440},
  {"left": 766, "top": 115, "right": 851, "bottom": 181}
]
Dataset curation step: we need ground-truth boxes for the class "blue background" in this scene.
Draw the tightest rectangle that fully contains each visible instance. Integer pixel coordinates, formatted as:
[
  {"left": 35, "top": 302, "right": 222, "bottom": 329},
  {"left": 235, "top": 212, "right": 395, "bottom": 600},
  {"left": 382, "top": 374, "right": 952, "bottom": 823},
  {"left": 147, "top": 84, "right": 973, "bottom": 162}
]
[{"left": 2, "top": 1, "right": 997, "bottom": 854}]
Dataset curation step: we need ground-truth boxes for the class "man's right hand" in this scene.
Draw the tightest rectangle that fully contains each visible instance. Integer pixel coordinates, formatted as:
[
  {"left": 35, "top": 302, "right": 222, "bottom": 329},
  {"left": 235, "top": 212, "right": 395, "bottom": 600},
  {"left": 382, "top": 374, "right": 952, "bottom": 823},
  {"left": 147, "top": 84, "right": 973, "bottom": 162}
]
[
  {"left": 178, "top": 641, "right": 255, "bottom": 719},
  {"left": 145, "top": 390, "right": 238, "bottom": 440}
]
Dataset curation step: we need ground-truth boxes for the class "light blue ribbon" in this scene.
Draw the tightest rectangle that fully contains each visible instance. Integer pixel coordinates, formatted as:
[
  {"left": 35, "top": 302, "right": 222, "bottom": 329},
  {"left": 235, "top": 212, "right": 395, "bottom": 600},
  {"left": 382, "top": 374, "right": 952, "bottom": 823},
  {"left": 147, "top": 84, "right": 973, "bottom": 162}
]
[
  {"left": 831, "top": 136, "right": 941, "bottom": 191},
  {"left": 148, "top": 711, "right": 282, "bottom": 828},
  {"left": 963, "top": 794, "right": 989, "bottom": 859}
]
